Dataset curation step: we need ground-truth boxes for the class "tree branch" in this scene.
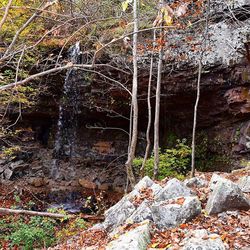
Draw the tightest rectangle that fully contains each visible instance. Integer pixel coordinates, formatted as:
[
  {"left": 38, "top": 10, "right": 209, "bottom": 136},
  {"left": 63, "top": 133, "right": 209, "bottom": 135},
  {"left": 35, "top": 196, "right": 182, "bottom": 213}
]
[
  {"left": 3, "top": 0, "right": 58, "bottom": 56},
  {"left": 0, "top": 63, "right": 129, "bottom": 92},
  {"left": 0, "top": 0, "right": 13, "bottom": 31}
]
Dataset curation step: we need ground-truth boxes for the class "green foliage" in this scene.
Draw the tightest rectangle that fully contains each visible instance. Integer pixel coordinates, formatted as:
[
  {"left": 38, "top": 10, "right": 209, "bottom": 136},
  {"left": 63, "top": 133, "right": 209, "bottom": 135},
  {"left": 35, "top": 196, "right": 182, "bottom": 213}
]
[
  {"left": 0, "top": 0, "right": 44, "bottom": 43},
  {"left": 133, "top": 139, "right": 191, "bottom": 180},
  {"left": 56, "top": 217, "right": 87, "bottom": 240},
  {"left": 0, "top": 146, "right": 21, "bottom": 160},
  {"left": 0, "top": 209, "right": 88, "bottom": 249},
  {"left": 14, "top": 194, "right": 21, "bottom": 204},
  {"left": 0, "top": 216, "right": 57, "bottom": 250},
  {"left": 47, "top": 207, "right": 69, "bottom": 222}
]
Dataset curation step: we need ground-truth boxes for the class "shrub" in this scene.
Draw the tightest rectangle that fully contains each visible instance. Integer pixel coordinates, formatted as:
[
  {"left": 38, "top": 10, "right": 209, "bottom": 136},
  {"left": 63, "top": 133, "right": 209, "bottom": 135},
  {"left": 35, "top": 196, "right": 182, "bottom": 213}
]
[
  {"left": 133, "top": 139, "right": 191, "bottom": 180},
  {"left": 10, "top": 216, "right": 56, "bottom": 250},
  {"left": 1, "top": 216, "right": 57, "bottom": 250}
]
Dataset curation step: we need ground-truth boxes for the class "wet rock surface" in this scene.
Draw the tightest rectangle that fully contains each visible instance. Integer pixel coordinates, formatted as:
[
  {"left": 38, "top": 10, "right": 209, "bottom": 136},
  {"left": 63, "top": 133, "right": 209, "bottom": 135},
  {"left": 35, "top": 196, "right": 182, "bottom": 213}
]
[{"left": 2, "top": 0, "right": 250, "bottom": 184}]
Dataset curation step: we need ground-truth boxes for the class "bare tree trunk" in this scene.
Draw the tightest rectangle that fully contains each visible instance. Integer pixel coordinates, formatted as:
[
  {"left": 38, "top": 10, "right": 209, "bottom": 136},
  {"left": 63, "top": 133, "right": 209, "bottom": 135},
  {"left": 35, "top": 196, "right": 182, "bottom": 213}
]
[
  {"left": 191, "top": 60, "right": 202, "bottom": 177},
  {"left": 0, "top": 0, "right": 13, "bottom": 31},
  {"left": 125, "top": 0, "right": 139, "bottom": 187},
  {"left": 128, "top": 102, "right": 133, "bottom": 154},
  {"left": 126, "top": 102, "right": 133, "bottom": 193},
  {"left": 153, "top": 25, "right": 164, "bottom": 180},
  {"left": 141, "top": 30, "right": 156, "bottom": 177}
]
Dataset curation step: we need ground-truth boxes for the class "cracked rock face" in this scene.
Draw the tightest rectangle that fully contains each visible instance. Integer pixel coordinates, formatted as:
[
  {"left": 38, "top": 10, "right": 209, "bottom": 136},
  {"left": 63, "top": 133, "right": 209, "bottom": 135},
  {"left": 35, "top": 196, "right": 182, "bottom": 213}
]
[
  {"left": 151, "top": 196, "right": 201, "bottom": 229},
  {"left": 206, "top": 177, "right": 250, "bottom": 214},
  {"left": 103, "top": 197, "right": 136, "bottom": 231},
  {"left": 126, "top": 200, "right": 153, "bottom": 224}
]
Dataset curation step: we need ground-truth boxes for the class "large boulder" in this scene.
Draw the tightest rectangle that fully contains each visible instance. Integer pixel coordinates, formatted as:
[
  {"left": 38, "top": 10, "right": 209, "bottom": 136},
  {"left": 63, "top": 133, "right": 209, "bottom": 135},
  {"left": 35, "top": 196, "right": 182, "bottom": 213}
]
[
  {"left": 103, "top": 177, "right": 157, "bottom": 230},
  {"left": 181, "top": 229, "right": 225, "bottom": 250},
  {"left": 126, "top": 200, "right": 153, "bottom": 224},
  {"left": 238, "top": 176, "right": 250, "bottom": 192},
  {"left": 151, "top": 196, "right": 201, "bottom": 229},
  {"left": 155, "top": 178, "right": 193, "bottom": 201},
  {"left": 206, "top": 178, "right": 250, "bottom": 215},
  {"left": 106, "top": 220, "right": 151, "bottom": 250},
  {"left": 103, "top": 197, "right": 136, "bottom": 231}
]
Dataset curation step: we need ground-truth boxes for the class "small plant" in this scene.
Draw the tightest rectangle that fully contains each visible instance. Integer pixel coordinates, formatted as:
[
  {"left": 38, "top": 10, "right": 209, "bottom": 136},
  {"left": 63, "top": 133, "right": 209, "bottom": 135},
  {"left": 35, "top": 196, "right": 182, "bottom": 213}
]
[
  {"left": 47, "top": 207, "right": 69, "bottom": 222},
  {"left": 56, "top": 217, "right": 86, "bottom": 241},
  {"left": 1, "top": 146, "right": 21, "bottom": 160},
  {"left": 1, "top": 216, "right": 57, "bottom": 250},
  {"left": 133, "top": 139, "right": 191, "bottom": 180},
  {"left": 14, "top": 193, "right": 21, "bottom": 204}
]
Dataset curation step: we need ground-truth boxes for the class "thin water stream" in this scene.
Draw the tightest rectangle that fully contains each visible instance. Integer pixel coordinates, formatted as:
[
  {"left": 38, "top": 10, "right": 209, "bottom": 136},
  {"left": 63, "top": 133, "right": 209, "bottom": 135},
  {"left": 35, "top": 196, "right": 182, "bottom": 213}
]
[{"left": 52, "top": 42, "right": 81, "bottom": 179}]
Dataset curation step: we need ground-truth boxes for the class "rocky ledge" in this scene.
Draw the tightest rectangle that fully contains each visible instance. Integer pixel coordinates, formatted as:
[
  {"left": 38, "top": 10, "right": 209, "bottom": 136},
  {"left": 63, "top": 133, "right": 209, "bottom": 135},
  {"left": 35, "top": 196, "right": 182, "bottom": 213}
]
[{"left": 50, "top": 167, "right": 250, "bottom": 250}]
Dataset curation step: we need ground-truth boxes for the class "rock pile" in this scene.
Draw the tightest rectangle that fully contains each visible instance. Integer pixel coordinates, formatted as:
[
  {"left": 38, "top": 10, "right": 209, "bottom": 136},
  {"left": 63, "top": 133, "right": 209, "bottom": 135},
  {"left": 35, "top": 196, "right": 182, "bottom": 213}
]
[{"left": 99, "top": 175, "right": 250, "bottom": 250}]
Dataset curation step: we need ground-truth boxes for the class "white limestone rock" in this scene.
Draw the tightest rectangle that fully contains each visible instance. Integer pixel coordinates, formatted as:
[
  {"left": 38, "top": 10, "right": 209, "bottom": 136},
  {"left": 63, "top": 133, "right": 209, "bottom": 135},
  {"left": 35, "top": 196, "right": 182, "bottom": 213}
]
[
  {"left": 103, "top": 197, "right": 136, "bottom": 231},
  {"left": 206, "top": 178, "right": 250, "bottom": 215},
  {"left": 181, "top": 230, "right": 225, "bottom": 250},
  {"left": 150, "top": 183, "right": 163, "bottom": 197},
  {"left": 126, "top": 200, "right": 153, "bottom": 224},
  {"left": 155, "top": 178, "right": 193, "bottom": 201},
  {"left": 238, "top": 176, "right": 250, "bottom": 192},
  {"left": 106, "top": 220, "right": 151, "bottom": 250},
  {"left": 134, "top": 176, "right": 155, "bottom": 191},
  {"left": 184, "top": 177, "right": 208, "bottom": 188},
  {"left": 151, "top": 196, "right": 201, "bottom": 229},
  {"left": 209, "top": 174, "right": 224, "bottom": 192}
]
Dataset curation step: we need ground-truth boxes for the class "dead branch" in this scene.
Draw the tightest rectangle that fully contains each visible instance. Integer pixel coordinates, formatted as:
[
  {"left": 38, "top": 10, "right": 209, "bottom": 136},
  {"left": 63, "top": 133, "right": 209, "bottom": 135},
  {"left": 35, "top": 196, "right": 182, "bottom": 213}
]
[
  {"left": 0, "top": 207, "right": 74, "bottom": 218},
  {"left": 0, "top": 0, "right": 13, "bottom": 31},
  {"left": 0, "top": 207, "right": 104, "bottom": 220},
  {"left": 0, "top": 63, "right": 128, "bottom": 92}
]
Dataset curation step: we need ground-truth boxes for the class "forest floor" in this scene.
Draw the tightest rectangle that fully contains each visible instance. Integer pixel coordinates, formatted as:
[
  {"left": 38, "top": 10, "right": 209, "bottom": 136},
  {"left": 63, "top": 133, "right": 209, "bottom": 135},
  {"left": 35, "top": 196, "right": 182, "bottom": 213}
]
[
  {"left": 0, "top": 167, "right": 249, "bottom": 249},
  {"left": 51, "top": 168, "right": 250, "bottom": 250}
]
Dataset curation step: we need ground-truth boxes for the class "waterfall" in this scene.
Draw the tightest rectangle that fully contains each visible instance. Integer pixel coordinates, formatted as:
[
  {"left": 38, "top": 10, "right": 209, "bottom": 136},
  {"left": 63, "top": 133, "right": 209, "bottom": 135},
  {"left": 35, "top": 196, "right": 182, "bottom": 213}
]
[{"left": 51, "top": 42, "right": 81, "bottom": 179}]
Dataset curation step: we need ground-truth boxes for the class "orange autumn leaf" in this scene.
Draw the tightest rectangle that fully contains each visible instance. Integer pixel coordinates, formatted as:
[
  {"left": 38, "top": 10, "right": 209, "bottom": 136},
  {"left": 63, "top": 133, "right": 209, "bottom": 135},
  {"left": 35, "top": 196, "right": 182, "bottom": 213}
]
[
  {"left": 176, "top": 197, "right": 185, "bottom": 205},
  {"left": 179, "top": 223, "right": 188, "bottom": 229}
]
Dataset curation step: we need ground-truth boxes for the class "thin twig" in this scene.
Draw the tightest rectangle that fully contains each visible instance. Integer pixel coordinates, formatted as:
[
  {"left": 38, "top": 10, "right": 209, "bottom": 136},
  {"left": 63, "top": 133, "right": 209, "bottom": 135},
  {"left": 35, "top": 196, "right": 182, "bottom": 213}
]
[{"left": 0, "top": 0, "right": 13, "bottom": 31}]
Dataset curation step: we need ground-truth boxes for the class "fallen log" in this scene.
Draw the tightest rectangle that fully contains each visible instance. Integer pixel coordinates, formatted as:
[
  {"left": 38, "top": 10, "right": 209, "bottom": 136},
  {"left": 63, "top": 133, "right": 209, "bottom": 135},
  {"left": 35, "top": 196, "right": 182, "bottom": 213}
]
[{"left": 0, "top": 207, "right": 104, "bottom": 220}]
